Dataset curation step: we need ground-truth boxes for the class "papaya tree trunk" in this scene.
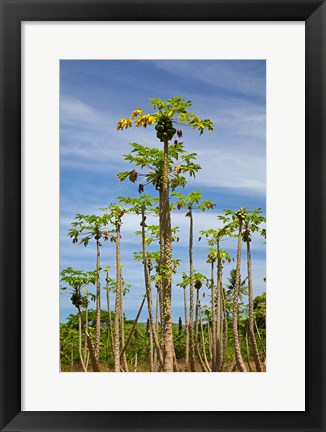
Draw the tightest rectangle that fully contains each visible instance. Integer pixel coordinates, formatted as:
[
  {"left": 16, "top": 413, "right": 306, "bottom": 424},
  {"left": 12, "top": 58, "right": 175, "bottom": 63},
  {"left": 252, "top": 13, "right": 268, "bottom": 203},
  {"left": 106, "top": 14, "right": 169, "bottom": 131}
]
[
  {"left": 120, "top": 294, "right": 146, "bottom": 361},
  {"left": 71, "top": 344, "right": 74, "bottom": 368},
  {"left": 211, "top": 260, "right": 217, "bottom": 371},
  {"left": 247, "top": 239, "right": 262, "bottom": 371},
  {"left": 195, "top": 289, "right": 208, "bottom": 372},
  {"left": 233, "top": 220, "right": 247, "bottom": 372},
  {"left": 188, "top": 208, "right": 195, "bottom": 372},
  {"left": 183, "top": 286, "right": 189, "bottom": 371},
  {"left": 207, "top": 320, "right": 213, "bottom": 361},
  {"left": 141, "top": 209, "right": 164, "bottom": 368},
  {"left": 114, "top": 223, "right": 122, "bottom": 372},
  {"left": 200, "top": 307, "right": 211, "bottom": 372},
  {"left": 78, "top": 308, "right": 87, "bottom": 372},
  {"left": 245, "top": 329, "right": 253, "bottom": 372},
  {"left": 78, "top": 306, "right": 100, "bottom": 372},
  {"left": 216, "top": 242, "right": 223, "bottom": 371},
  {"left": 85, "top": 331, "right": 100, "bottom": 372},
  {"left": 95, "top": 239, "right": 101, "bottom": 361},
  {"left": 221, "top": 287, "right": 228, "bottom": 371},
  {"left": 120, "top": 288, "right": 129, "bottom": 372},
  {"left": 160, "top": 140, "right": 174, "bottom": 372},
  {"left": 106, "top": 270, "right": 114, "bottom": 352},
  {"left": 83, "top": 299, "right": 89, "bottom": 365}
]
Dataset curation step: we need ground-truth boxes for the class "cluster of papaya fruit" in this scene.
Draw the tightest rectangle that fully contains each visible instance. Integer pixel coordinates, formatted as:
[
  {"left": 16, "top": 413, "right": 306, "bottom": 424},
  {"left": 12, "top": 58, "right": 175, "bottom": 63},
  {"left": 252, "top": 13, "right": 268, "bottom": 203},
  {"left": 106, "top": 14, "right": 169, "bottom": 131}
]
[
  {"left": 236, "top": 209, "right": 246, "bottom": 220},
  {"left": 155, "top": 116, "right": 176, "bottom": 142}
]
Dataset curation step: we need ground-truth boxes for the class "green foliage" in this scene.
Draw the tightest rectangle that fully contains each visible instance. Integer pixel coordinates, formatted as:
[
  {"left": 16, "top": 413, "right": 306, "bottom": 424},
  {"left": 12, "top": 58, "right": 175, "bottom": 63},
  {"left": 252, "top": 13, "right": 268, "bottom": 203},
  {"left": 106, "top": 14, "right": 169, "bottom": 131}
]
[
  {"left": 218, "top": 208, "right": 266, "bottom": 238},
  {"left": 254, "top": 292, "right": 266, "bottom": 329},
  {"left": 117, "top": 142, "right": 201, "bottom": 193},
  {"left": 68, "top": 213, "right": 113, "bottom": 245},
  {"left": 177, "top": 271, "right": 208, "bottom": 290},
  {"left": 117, "top": 96, "right": 214, "bottom": 137},
  {"left": 118, "top": 194, "right": 159, "bottom": 216},
  {"left": 60, "top": 267, "right": 97, "bottom": 310}
]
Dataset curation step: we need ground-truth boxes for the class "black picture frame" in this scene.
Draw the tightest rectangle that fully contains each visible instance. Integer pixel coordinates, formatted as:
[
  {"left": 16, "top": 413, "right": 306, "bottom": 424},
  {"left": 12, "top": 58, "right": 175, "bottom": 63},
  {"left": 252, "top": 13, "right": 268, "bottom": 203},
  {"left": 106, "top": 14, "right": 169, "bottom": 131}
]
[{"left": 0, "top": 1, "right": 325, "bottom": 431}]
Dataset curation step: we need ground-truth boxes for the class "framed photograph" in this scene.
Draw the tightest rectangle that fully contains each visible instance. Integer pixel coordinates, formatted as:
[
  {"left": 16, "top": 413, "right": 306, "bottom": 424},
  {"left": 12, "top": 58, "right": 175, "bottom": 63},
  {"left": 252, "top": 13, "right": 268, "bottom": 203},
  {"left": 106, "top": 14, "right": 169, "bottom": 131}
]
[{"left": 1, "top": 0, "right": 325, "bottom": 431}]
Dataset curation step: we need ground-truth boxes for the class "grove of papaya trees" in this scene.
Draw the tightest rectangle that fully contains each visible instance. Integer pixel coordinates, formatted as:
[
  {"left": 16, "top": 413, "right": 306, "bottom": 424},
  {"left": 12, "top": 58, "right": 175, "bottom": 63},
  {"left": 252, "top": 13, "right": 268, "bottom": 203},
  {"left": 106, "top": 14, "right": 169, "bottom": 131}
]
[{"left": 60, "top": 89, "right": 266, "bottom": 372}]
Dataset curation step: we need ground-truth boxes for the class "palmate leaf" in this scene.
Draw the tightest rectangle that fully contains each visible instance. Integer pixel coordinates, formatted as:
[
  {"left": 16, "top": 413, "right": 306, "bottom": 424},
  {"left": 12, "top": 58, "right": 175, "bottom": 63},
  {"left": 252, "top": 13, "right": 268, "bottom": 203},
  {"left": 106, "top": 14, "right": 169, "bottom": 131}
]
[{"left": 117, "top": 171, "right": 130, "bottom": 182}]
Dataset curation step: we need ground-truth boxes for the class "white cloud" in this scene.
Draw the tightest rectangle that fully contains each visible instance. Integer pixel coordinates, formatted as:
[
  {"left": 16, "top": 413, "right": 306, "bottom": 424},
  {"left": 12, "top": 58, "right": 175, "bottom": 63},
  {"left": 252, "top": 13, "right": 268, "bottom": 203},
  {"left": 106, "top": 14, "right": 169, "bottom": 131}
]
[{"left": 153, "top": 60, "right": 266, "bottom": 98}]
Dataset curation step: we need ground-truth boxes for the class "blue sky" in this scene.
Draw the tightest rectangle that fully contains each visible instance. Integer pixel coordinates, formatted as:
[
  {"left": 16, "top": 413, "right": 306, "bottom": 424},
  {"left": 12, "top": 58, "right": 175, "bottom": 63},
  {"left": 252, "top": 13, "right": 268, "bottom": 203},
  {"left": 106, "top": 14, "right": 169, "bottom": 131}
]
[{"left": 60, "top": 60, "right": 266, "bottom": 323}]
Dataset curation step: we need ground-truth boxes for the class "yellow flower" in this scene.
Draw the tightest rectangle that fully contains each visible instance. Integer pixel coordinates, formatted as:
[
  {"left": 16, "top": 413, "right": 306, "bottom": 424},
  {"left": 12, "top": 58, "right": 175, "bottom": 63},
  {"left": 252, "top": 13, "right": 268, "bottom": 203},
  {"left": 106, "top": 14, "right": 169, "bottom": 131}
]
[{"left": 131, "top": 108, "right": 142, "bottom": 119}]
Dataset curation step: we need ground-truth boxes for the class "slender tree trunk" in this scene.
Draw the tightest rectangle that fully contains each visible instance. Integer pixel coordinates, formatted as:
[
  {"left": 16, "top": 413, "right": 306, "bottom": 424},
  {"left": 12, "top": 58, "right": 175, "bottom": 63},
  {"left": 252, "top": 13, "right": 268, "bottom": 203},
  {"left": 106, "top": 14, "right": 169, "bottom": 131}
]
[
  {"left": 211, "top": 260, "right": 217, "bottom": 371},
  {"left": 154, "top": 289, "right": 159, "bottom": 371},
  {"left": 229, "top": 356, "right": 237, "bottom": 372},
  {"left": 134, "top": 352, "right": 138, "bottom": 372},
  {"left": 207, "top": 320, "right": 213, "bottom": 361},
  {"left": 222, "top": 288, "right": 228, "bottom": 369},
  {"left": 173, "top": 347, "right": 179, "bottom": 372},
  {"left": 120, "top": 294, "right": 146, "bottom": 360},
  {"left": 160, "top": 140, "right": 174, "bottom": 372},
  {"left": 84, "top": 299, "right": 89, "bottom": 365},
  {"left": 195, "top": 290, "right": 208, "bottom": 372},
  {"left": 114, "top": 223, "right": 122, "bottom": 372},
  {"left": 71, "top": 344, "right": 74, "bottom": 368},
  {"left": 120, "top": 289, "right": 129, "bottom": 372},
  {"left": 183, "top": 286, "right": 189, "bottom": 371},
  {"left": 233, "top": 220, "right": 247, "bottom": 372},
  {"left": 78, "top": 309, "right": 87, "bottom": 372},
  {"left": 106, "top": 271, "right": 114, "bottom": 352},
  {"left": 216, "top": 243, "right": 223, "bottom": 371},
  {"left": 142, "top": 209, "right": 164, "bottom": 368},
  {"left": 245, "top": 330, "right": 253, "bottom": 372},
  {"left": 95, "top": 240, "right": 101, "bottom": 361},
  {"left": 78, "top": 306, "right": 100, "bottom": 371},
  {"left": 86, "top": 351, "right": 90, "bottom": 370},
  {"left": 149, "top": 324, "right": 154, "bottom": 372},
  {"left": 188, "top": 208, "right": 195, "bottom": 372},
  {"left": 158, "top": 280, "right": 164, "bottom": 343},
  {"left": 254, "top": 318, "right": 266, "bottom": 362},
  {"left": 86, "top": 331, "right": 100, "bottom": 372},
  {"left": 246, "top": 240, "right": 262, "bottom": 372},
  {"left": 200, "top": 308, "right": 211, "bottom": 372}
]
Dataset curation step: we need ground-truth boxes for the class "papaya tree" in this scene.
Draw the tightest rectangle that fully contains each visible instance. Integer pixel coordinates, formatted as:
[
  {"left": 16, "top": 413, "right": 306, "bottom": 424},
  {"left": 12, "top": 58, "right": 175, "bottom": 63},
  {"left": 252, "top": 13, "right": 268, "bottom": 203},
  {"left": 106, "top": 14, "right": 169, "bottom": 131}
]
[
  {"left": 118, "top": 195, "right": 164, "bottom": 370},
  {"left": 200, "top": 227, "right": 232, "bottom": 371},
  {"left": 177, "top": 271, "right": 208, "bottom": 371},
  {"left": 99, "top": 204, "right": 127, "bottom": 372},
  {"left": 242, "top": 208, "right": 266, "bottom": 372},
  {"left": 68, "top": 213, "right": 111, "bottom": 361},
  {"left": 117, "top": 96, "right": 213, "bottom": 371},
  {"left": 218, "top": 209, "right": 248, "bottom": 372},
  {"left": 60, "top": 267, "right": 98, "bottom": 371},
  {"left": 173, "top": 190, "right": 215, "bottom": 371},
  {"left": 104, "top": 266, "right": 115, "bottom": 355},
  {"left": 176, "top": 273, "right": 190, "bottom": 370},
  {"left": 133, "top": 223, "right": 181, "bottom": 370}
]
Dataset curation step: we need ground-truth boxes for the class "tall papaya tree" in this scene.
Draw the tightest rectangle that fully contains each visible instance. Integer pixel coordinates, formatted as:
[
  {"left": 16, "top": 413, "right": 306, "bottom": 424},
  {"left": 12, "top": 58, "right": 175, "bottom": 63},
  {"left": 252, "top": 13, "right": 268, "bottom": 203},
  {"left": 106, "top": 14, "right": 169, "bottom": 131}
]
[
  {"left": 100, "top": 204, "right": 128, "bottom": 372},
  {"left": 200, "top": 228, "right": 231, "bottom": 371},
  {"left": 177, "top": 272, "right": 208, "bottom": 371},
  {"left": 177, "top": 273, "right": 190, "bottom": 370},
  {"left": 60, "top": 267, "right": 98, "bottom": 371},
  {"left": 68, "top": 213, "right": 111, "bottom": 361},
  {"left": 134, "top": 223, "right": 181, "bottom": 370},
  {"left": 242, "top": 208, "right": 266, "bottom": 372},
  {"left": 118, "top": 195, "right": 164, "bottom": 369},
  {"left": 117, "top": 141, "right": 200, "bottom": 365},
  {"left": 104, "top": 266, "right": 114, "bottom": 353},
  {"left": 218, "top": 209, "right": 247, "bottom": 372},
  {"left": 173, "top": 190, "right": 215, "bottom": 371},
  {"left": 117, "top": 96, "right": 213, "bottom": 371}
]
